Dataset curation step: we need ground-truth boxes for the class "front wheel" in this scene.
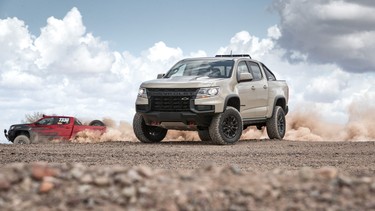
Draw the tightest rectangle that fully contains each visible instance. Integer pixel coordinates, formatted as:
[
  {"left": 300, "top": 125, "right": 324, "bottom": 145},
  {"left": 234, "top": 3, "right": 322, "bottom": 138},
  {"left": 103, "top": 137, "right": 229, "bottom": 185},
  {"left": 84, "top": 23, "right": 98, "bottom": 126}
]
[
  {"left": 209, "top": 106, "right": 243, "bottom": 145},
  {"left": 266, "top": 106, "right": 286, "bottom": 139},
  {"left": 14, "top": 135, "right": 31, "bottom": 144},
  {"left": 133, "top": 113, "right": 167, "bottom": 143}
]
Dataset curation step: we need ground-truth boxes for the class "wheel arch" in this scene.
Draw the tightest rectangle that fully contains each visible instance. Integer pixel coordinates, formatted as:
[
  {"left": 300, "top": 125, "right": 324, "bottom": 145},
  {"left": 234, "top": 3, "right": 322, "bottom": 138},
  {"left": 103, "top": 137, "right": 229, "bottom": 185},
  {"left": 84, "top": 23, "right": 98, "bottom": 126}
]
[
  {"left": 15, "top": 130, "right": 30, "bottom": 139},
  {"left": 224, "top": 95, "right": 240, "bottom": 112},
  {"left": 272, "top": 96, "right": 288, "bottom": 115}
]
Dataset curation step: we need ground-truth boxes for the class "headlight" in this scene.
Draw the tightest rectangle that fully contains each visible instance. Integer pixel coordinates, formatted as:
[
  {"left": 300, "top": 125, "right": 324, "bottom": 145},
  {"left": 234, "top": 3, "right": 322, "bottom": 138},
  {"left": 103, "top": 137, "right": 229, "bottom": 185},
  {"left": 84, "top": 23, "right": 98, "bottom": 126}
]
[
  {"left": 10, "top": 126, "right": 15, "bottom": 130},
  {"left": 196, "top": 87, "right": 219, "bottom": 99},
  {"left": 138, "top": 88, "right": 148, "bottom": 98}
]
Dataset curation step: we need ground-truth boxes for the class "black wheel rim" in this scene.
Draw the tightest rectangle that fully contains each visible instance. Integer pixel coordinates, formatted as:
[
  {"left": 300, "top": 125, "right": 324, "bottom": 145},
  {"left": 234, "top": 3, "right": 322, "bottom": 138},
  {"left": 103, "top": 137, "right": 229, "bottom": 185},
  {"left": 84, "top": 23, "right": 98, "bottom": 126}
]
[
  {"left": 222, "top": 115, "right": 239, "bottom": 139},
  {"left": 277, "top": 113, "right": 285, "bottom": 136}
]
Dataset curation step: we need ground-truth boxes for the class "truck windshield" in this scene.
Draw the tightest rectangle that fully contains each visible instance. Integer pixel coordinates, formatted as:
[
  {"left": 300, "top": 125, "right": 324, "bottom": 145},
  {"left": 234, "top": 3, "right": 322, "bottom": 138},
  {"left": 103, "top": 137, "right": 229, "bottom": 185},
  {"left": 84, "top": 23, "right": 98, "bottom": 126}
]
[{"left": 165, "top": 59, "right": 234, "bottom": 78}]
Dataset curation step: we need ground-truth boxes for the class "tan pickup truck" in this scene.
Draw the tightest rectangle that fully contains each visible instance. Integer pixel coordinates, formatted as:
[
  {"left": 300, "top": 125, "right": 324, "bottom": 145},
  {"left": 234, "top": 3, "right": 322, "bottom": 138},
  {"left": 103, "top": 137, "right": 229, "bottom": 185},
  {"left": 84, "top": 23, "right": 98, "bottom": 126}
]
[{"left": 133, "top": 54, "right": 289, "bottom": 145}]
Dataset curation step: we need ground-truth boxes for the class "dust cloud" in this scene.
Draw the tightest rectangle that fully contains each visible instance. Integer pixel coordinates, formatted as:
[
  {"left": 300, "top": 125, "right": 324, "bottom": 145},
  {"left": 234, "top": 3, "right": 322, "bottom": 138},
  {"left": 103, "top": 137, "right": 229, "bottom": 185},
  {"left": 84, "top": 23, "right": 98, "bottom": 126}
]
[
  {"left": 72, "top": 118, "right": 200, "bottom": 143},
  {"left": 72, "top": 118, "right": 137, "bottom": 143},
  {"left": 241, "top": 103, "right": 375, "bottom": 142},
  {"left": 285, "top": 102, "right": 375, "bottom": 141},
  {"left": 72, "top": 103, "right": 374, "bottom": 143}
]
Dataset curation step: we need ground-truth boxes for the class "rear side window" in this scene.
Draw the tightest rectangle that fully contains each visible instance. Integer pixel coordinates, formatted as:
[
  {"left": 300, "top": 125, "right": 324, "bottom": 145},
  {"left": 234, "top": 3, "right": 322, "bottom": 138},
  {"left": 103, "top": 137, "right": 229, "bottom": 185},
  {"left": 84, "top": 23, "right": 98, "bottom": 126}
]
[
  {"left": 57, "top": 117, "right": 70, "bottom": 125},
  {"left": 246, "top": 62, "right": 263, "bottom": 81},
  {"left": 262, "top": 64, "right": 276, "bottom": 81}
]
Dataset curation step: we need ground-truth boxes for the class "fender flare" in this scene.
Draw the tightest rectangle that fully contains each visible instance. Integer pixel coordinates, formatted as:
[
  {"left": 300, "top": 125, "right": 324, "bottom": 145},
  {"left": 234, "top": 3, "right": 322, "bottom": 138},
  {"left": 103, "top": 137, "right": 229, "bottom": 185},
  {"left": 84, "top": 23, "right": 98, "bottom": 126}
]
[
  {"left": 223, "top": 94, "right": 241, "bottom": 112},
  {"left": 271, "top": 96, "right": 288, "bottom": 116}
]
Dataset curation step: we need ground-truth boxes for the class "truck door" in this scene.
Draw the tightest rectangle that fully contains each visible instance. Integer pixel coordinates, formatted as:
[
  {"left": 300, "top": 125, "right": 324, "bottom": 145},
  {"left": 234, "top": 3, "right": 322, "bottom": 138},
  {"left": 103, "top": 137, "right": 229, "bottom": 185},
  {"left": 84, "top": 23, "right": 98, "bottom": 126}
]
[
  {"left": 246, "top": 61, "right": 269, "bottom": 117},
  {"left": 34, "top": 117, "right": 71, "bottom": 140},
  {"left": 33, "top": 117, "right": 58, "bottom": 140},
  {"left": 54, "top": 117, "right": 73, "bottom": 139},
  {"left": 237, "top": 61, "right": 269, "bottom": 119}
]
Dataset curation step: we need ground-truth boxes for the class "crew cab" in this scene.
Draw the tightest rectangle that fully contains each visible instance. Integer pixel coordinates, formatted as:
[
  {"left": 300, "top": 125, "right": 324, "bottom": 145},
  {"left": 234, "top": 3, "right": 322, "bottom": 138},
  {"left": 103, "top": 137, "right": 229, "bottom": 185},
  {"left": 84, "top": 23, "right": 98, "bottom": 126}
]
[
  {"left": 133, "top": 54, "right": 289, "bottom": 145},
  {"left": 4, "top": 115, "right": 106, "bottom": 144}
]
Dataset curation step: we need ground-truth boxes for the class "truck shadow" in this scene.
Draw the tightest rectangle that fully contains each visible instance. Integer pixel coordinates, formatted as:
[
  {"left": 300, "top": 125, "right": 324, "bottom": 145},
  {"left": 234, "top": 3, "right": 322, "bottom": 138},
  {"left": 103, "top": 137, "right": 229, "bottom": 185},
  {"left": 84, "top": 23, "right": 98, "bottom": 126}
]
[
  {"left": 153, "top": 141, "right": 213, "bottom": 146},
  {"left": 150, "top": 139, "right": 274, "bottom": 146}
]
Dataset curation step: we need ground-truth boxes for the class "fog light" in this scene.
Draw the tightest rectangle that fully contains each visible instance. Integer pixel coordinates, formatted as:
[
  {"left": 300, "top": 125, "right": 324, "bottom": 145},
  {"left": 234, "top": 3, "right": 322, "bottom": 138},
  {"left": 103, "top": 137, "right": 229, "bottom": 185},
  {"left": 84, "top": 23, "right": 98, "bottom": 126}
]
[{"left": 195, "top": 105, "right": 214, "bottom": 111}]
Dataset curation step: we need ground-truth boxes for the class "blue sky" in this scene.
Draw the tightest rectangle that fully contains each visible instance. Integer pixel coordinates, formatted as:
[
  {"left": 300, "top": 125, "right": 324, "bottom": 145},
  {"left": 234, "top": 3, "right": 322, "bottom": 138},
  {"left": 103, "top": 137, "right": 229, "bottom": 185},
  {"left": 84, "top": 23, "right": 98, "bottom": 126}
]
[
  {"left": 0, "top": 0, "right": 277, "bottom": 55},
  {"left": 0, "top": 0, "right": 374, "bottom": 143}
]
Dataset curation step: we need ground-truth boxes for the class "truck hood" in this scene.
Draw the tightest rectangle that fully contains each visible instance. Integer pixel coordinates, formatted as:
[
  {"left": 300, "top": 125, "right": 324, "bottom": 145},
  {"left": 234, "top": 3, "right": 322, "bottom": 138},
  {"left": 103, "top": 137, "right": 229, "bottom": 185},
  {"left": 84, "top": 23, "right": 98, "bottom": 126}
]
[
  {"left": 141, "top": 76, "right": 226, "bottom": 88},
  {"left": 8, "top": 123, "right": 31, "bottom": 130}
]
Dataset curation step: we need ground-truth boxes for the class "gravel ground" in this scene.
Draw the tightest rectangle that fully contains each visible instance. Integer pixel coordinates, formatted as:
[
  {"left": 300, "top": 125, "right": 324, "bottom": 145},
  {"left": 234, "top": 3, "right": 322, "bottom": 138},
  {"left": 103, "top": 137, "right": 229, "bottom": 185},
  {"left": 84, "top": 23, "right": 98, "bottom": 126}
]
[{"left": 0, "top": 140, "right": 374, "bottom": 210}]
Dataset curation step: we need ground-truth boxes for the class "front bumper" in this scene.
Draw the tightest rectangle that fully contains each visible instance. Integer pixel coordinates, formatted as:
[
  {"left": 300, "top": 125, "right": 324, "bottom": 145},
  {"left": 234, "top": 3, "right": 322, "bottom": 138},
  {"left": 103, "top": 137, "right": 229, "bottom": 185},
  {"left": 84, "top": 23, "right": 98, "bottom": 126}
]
[
  {"left": 4, "top": 129, "right": 8, "bottom": 140},
  {"left": 139, "top": 110, "right": 215, "bottom": 129},
  {"left": 135, "top": 90, "right": 224, "bottom": 129},
  {"left": 3, "top": 129, "right": 14, "bottom": 142}
]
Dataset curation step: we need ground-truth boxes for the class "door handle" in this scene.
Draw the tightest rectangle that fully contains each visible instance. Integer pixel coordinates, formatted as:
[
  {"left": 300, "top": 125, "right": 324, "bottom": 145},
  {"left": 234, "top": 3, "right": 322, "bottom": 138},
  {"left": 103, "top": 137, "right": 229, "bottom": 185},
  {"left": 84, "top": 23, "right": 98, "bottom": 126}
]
[
  {"left": 263, "top": 85, "right": 267, "bottom": 89},
  {"left": 251, "top": 86, "right": 255, "bottom": 90}
]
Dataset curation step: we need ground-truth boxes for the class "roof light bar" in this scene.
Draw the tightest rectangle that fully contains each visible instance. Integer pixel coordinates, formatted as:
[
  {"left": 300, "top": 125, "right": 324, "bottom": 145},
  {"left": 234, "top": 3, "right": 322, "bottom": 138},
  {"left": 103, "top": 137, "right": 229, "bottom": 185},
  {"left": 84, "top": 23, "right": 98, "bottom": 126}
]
[{"left": 215, "top": 54, "right": 252, "bottom": 59}]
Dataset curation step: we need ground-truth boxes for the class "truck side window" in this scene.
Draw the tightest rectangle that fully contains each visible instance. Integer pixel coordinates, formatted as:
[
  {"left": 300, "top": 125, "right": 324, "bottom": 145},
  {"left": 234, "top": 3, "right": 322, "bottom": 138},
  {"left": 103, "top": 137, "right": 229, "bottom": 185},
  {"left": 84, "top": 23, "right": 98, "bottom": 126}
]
[
  {"left": 246, "top": 62, "right": 263, "bottom": 81},
  {"left": 37, "top": 117, "right": 54, "bottom": 125},
  {"left": 262, "top": 64, "right": 276, "bottom": 81},
  {"left": 57, "top": 117, "right": 70, "bottom": 125},
  {"left": 238, "top": 61, "right": 250, "bottom": 74}
]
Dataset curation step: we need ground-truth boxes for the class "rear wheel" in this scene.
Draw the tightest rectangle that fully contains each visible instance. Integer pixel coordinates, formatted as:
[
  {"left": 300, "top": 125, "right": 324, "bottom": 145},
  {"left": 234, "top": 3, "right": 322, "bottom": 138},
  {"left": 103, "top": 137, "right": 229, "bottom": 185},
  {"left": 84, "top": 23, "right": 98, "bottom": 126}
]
[
  {"left": 133, "top": 113, "right": 167, "bottom": 143},
  {"left": 266, "top": 106, "right": 286, "bottom": 139},
  {"left": 14, "top": 135, "right": 31, "bottom": 144},
  {"left": 89, "top": 120, "right": 105, "bottom": 126},
  {"left": 209, "top": 106, "right": 243, "bottom": 145},
  {"left": 198, "top": 130, "right": 212, "bottom": 142}
]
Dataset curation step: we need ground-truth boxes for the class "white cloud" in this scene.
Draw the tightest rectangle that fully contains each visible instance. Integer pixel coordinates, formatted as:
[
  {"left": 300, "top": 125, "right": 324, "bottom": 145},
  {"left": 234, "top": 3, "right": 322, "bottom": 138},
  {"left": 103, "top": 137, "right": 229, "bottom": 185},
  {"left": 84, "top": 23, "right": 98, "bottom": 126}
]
[
  {"left": 0, "top": 70, "right": 42, "bottom": 89},
  {"left": 217, "top": 31, "right": 274, "bottom": 59},
  {"left": 267, "top": 25, "right": 281, "bottom": 40},
  {"left": 34, "top": 7, "right": 114, "bottom": 73},
  {"left": 274, "top": 0, "right": 375, "bottom": 73},
  {"left": 146, "top": 41, "right": 183, "bottom": 62}
]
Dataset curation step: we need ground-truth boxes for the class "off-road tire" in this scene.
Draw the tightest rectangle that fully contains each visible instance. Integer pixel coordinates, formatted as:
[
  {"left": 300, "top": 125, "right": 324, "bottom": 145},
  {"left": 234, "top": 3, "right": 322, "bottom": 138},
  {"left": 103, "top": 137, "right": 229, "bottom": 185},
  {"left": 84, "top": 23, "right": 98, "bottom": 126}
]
[
  {"left": 198, "top": 130, "right": 212, "bottom": 142},
  {"left": 14, "top": 135, "right": 31, "bottom": 144},
  {"left": 133, "top": 113, "right": 167, "bottom": 143},
  {"left": 209, "top": 106, "right": 243, "bottom": 145},
  {"left": 266, "top": 106, "right": 286, "bottom": 140},
  {"left": 89, "top": 120, "right": 105, "bottom": 126}
]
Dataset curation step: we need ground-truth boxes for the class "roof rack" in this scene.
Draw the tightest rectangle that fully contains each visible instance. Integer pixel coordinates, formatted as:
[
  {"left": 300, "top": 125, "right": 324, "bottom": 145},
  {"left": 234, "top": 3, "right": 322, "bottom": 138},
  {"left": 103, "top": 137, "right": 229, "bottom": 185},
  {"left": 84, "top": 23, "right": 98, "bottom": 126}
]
[{"left": 215, "top": 54, "right": 251, "bottom": 59}]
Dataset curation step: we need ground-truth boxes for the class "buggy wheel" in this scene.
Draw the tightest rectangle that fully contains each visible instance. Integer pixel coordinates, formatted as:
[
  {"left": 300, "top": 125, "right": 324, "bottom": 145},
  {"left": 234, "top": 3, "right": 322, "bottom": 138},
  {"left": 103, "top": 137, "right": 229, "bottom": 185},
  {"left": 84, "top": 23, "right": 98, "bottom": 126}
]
[{"left": 14, "top": 135, "right": 31, "bottom": 144}]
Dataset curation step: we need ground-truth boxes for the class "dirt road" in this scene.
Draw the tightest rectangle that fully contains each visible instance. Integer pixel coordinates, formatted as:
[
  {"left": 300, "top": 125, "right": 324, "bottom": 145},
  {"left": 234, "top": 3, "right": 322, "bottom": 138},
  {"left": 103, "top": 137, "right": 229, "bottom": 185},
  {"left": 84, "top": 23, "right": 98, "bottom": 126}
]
[
  {"left": 1, "top": 140, "right": 374, "bottom": 176},
  {"left": 0, "top": 140, "right": 374, "bottom": 210}
]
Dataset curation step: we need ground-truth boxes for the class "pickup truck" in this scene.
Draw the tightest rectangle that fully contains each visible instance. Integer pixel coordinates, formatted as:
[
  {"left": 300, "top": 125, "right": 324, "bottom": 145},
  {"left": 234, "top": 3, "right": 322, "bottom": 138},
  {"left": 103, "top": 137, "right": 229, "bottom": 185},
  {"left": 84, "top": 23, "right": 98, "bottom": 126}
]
[
  {"left": 4, "top": 115, "right": 106, "bottom": 144},
  {"left": 133, "top": 54, "right": 289, "bottom": 145}
]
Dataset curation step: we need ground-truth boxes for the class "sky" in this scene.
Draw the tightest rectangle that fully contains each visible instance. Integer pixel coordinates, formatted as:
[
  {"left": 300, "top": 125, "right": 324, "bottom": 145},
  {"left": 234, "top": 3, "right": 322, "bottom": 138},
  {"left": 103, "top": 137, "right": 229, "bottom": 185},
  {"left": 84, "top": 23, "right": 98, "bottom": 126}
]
[{"left": 0, "top": 0, "right": 374, "bottom": 143}]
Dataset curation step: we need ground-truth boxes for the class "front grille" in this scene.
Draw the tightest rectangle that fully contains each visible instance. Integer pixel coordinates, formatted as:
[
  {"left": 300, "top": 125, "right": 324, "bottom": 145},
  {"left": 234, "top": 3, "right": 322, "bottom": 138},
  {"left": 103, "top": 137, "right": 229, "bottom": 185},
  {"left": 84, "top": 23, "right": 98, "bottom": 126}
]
[{"left": 148, "top": 88, "right": 198, "bottom": 111}]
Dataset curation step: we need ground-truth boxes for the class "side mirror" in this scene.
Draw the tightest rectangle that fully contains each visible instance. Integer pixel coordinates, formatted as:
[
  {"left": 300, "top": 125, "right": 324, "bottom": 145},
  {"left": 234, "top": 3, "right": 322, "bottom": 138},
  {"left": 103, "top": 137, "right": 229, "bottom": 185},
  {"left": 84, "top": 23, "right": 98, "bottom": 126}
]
[
  {"left": 157, "top": 74, "right": 165, "bottom": 79},
  {"left": 239, "top": 72, "right": 253, "bottom": 82}
]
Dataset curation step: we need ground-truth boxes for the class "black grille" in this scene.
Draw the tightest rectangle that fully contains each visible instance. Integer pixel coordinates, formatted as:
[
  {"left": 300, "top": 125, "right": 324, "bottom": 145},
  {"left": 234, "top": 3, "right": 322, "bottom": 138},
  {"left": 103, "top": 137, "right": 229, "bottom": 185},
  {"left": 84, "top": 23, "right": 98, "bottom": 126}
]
[{"left": 148, "top": 88, "right": 198, "bottom": 111}]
